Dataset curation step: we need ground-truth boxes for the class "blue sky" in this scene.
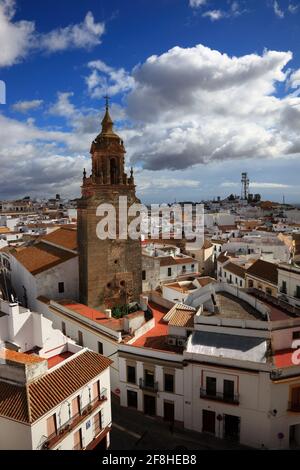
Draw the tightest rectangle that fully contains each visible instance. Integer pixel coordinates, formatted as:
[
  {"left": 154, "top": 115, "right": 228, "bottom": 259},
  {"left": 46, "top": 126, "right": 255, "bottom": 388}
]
[{"left": 0, "top": 0, "right": 300, "bottom": 203}]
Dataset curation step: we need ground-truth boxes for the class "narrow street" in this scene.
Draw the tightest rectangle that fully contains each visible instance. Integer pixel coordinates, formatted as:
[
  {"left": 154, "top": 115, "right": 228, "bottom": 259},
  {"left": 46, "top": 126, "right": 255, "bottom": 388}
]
[{"left": 110, "top": 396, "right": 249, "bottom": 451}]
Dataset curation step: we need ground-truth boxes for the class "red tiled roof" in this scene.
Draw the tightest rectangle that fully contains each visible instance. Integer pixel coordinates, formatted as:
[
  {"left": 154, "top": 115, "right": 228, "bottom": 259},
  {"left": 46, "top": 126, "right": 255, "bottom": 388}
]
[
  {"left": 0, "top": 350, "right": 112, "bottom": 423},
  {"left": 224, "top": 262, "right": 246, "bottom": 279},
  {"left": 160, "top": 256, "right": 195, "bottom": 267},
  {"left": 12, "top": 242, "right": 77, "bottom": 275},
  {"left": 41, "top": 226, "right": 77, "bottom": 251},
  {"left": 217, "top": 252, "right": 229, "bottom": 264},
  {"left": 246, "top": 259, "right": 278, "bottom": 285}
]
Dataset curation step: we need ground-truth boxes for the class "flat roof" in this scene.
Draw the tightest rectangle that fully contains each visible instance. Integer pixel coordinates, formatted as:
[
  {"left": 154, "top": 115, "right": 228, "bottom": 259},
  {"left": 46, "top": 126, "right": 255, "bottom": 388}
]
[
  {"left": 187, "top": 331, "right": 268, "bottom": 363},
  {"left": 47, "top": 351, "right": 74, "bottom": 369},
  {"left": 203, "top": 291, "right": 264, "bottom": 321},
  {"left": 131, "top": 302, "right": 182, "bottom": 354}
]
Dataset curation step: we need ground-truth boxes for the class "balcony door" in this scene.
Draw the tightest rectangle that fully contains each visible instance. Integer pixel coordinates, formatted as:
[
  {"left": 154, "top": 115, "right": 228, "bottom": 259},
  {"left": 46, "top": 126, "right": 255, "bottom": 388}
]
[
  {"left": 206, "top": 377, "right": 216, "bottom": 397},
  {"left": 72, "top": 396, "right": 80, "bottom": 418},
  {"left": 46, "top": 414, "right": 57, "bottom": 438},
  {"left": 224, "top": 379, "right": 235, "bottom": 402},
  {"left": 144, "top": 370, "right": 155, "bottom": 388},
  {"left": 73, "top": 428, "right": 83, "bottom": 450},
  {"left": 93, "top": 380, "right": 100, "bottom": 400}
]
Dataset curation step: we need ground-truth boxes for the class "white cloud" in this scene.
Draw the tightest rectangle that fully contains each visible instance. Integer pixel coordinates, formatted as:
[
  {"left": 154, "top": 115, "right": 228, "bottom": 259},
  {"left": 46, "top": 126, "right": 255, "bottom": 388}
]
[
  {"left": 124, "top": 44, "right": 300, "bottom": 171},
  {"left": 0, "top": 2, "right": 105, "bottom": 68},
  {"left": 2, "top": 42, "right": 300, "bottom": 200},
  {"left": 273, "top": 0, "right": 284, "bottom": 18},
  {"left": 202, "top": 9, "right": 225, "bottom": 21},
  {"left": 12, "top": 99, "right": 43, "bottom": 113},
  {"left": 86, "top": 60, "right": 134, "bottom": 98},
  {"left": 138, "top": 175, "right": 200, "bottom": 191},
  {"left": 288, "top": 3, "right": 299, "bottom": 14},
  {"left": 221, "top": 181, "right": 291, "bottom": 189},
  {"left": 189, "top": 0, "right": 207, "bottom": 8},
  {"left": 39, "top": 12, "right": 105, "bottom": 52},
  {"left": 0, "top": 0, "right": 35, "bottom": 67},
  {"left": 48, "top": 92, "right": 76, "bottom": 118}
]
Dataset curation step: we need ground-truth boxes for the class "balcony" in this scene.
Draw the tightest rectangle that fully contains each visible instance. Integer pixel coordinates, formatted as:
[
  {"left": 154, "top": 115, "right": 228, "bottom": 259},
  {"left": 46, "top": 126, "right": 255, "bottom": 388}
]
[
  {"left": 41, "top": 389, "right": 108, "bottom": 450},
  {"left": 288, "top": 402, "right": 300, "bottom": 412},
  {"left": 139, "top": 378, "right": 159, "bottom": 392},
  {"left": 200, "top": 388, "right": 239, "bottom": 405}
]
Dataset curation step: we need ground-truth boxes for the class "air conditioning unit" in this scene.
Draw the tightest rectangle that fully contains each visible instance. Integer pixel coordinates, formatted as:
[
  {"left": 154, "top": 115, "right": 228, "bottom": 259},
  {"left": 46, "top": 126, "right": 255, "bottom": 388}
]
[
  {"left": 177, "top": 338, "right": 186, "bottom": 347},
  {"left": 167, "top": 337, "right": 177, "bottom": 346}
]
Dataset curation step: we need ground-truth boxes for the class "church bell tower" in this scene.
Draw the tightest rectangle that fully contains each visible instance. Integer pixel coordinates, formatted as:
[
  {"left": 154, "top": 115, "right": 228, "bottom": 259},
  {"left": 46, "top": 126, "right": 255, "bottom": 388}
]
[{"left": 77, "top": 100, "right": 142, "bottom": 309}]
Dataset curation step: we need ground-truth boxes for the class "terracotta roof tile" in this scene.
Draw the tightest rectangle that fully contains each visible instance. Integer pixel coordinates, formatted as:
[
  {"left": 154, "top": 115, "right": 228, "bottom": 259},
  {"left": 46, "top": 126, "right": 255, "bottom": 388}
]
[
  {"left": 217, "top": 252, "right": 229, "bottom": 264},
  {"left": 160, "top": 256, "right": 195, "bottom": 267},
  {"left": 168, "top": 309, "right": 195, "bottom": 328},
  {"left": 224, "top": 262, "right": 246, "bottom": 279},
  {"left": 0, "top": 350, "right": 112, "bottom": 423},
  {"left": 41, "top": 227, "right": 77, "bottom": 251},
  {"left": 12, "top": 242, "right": 77, "bottom": 275},
  {"left": 246, "top": 259, "right": 278, "bottom": 285},
  {"left": 0, "top": 382, "right": 29, "bottom": 423}
]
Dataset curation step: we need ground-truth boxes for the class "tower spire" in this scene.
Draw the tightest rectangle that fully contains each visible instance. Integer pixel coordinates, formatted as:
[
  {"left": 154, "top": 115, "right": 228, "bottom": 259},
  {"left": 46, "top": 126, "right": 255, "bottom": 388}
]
[{"left": 101, "top": 95, "right": 114, "bottom": 134}]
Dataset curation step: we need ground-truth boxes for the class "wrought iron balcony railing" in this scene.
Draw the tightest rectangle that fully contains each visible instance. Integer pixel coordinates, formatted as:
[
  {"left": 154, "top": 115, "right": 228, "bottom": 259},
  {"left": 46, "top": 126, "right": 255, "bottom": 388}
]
[{"left": 200, "top": 388, "right": 239, "bottom": 405}]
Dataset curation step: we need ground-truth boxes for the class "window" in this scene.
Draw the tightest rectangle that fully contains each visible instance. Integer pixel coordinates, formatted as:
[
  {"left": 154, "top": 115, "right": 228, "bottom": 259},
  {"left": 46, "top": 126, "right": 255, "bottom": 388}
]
[
  {"left": 182, "top": 265, "right": 186, "bottom": 274},
  {"left": 168, "top": 267, "right": 172, "bottom": 277},
  {"left": 206, "top": 377, "right": 216, "bottom": 397},
  {"left": 281, "top": 281, "right": 287, "bottom": 294},
  {"left": 291, "top": 387, "right": 300, "bottom": 411},
  {"left": 295, "top": 286, "right": 300, "bottom": 299},
  {"left": 266, "top": 288, "right": 272, "bottom": 295},
  {"left": 61, "top": 321, "right": 66, "bottom": 336},
  {"left": 78, "top": 331, "right": 83, "bottom": 346},
  {"left": 293, "top": 331, "right": 300, "bottom": 340},
  {"left": 98, "top": 341, "right": 103, "bottom": 355},
  {"left": 224, "top": 271, "right": 227, "bottom": 278},
  {"left": 72, "top": 396, "right": 80, "bottom": 417},
  {"left": 142, "top": 270, "right": 146, "bottom": 281},
  {"left": 127, "top": 390, "right": 138, "bottom": 408},
  {"left": 145, "top": 369, "right": 155, "bottom": 388},
  {"left": 240, "top": 280, "right": 242, "bottom": 287},
  {"left": 58, "top": 282, "right": 64, "bottom": 294},
  {"left": 164, "top": 373, "right": 174, "bottom": 393},
  {"left": 191, "top": 264, "right": 195, "bottom": 271},
  {"left": 46, "top": 413, "right": 57, "bottom": 437},
  {"left": 248, "top": 279, "right": 253, "bottom": 288},
  {"left": 224, "top": 379, "right": 235, "bottom": 401},
  {"left": 93, "top": 380, "right": 100, "bottom": 400},
  {"left": 127, "top": 365, "right": 136, "bottom": 384}
]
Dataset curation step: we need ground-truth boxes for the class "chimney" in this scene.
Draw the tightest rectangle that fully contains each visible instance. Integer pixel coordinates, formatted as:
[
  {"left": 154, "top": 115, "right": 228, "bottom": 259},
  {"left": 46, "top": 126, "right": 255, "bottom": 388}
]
[
  {"left": 105, "top": 309, "right": 112, "bottom": 319},
  {"left": 139, "top": 295, "right": 148, "bottom": 311}
]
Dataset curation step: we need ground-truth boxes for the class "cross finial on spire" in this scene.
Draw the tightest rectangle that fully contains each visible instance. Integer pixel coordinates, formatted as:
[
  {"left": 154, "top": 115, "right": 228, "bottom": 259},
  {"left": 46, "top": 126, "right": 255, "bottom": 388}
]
[{"left": 103, "top": 94, "right": 110, "bottom": 110}]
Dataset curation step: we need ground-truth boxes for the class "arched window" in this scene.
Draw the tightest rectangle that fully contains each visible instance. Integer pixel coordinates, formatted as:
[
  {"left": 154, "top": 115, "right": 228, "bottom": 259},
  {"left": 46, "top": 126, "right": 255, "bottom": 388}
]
[{"left": 110, "top": 158, "right": 118, "bottom": 184}]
